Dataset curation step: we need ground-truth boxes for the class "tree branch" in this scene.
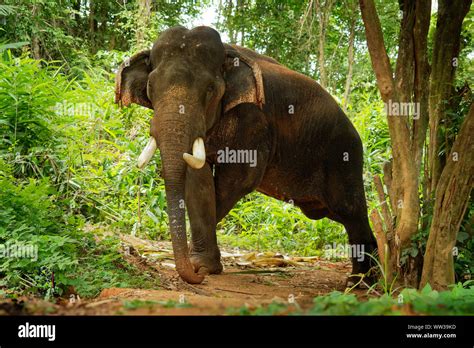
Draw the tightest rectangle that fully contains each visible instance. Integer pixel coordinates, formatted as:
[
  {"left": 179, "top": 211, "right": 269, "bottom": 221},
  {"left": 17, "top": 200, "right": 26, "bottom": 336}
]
[{"left": 358, "top": 0, "right": 394, "bottom": 102}]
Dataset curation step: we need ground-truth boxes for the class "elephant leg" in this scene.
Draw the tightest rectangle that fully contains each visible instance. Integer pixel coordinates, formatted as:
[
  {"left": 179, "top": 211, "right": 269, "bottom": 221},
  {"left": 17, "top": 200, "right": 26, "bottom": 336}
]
[
  {"left": 326, "top": 193, "right": 378, "bottom": 287},
  {"left": 186, "top": 158, "right": 265, "bottom": 276},
  {"left": 185, "top": 163, "right": 222, "bottom": 275},
  {"left": 208, "top": 104, "right": 272, "bottom": 223},
  {"left": 323, "top": 163, "right": 378, "bottom": 286},
  {"left": 299, "top": 194, "right": 376, "bottom": 287},
  {"left": 335, "top": 213, "right": 378, "bottom": 287}
]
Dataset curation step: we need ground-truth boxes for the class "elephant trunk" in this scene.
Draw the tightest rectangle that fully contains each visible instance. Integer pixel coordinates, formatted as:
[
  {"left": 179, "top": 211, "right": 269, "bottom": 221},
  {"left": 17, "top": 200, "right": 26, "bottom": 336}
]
[{"left": 154, "top": 113, "right": 204, "bottom": 284}]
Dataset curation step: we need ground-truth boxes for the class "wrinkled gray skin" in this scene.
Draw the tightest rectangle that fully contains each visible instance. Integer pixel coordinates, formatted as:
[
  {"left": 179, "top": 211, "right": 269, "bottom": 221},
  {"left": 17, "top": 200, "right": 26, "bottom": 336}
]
[{"left": 115, "top": 26, "right": 377, "bottom": 285}]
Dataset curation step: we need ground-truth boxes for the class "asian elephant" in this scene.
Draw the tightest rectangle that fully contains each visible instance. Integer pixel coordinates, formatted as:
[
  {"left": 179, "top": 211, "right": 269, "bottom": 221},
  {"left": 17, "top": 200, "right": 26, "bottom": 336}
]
[{"left": 115, "top": 25, "right": 378, "bottom": 285}]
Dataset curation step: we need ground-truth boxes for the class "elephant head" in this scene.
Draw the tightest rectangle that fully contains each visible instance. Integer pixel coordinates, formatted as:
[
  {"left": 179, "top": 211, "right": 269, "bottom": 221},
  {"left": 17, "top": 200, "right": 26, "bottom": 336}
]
[{"left": 115, "top": 26, "right": 265, "bottom": 283}]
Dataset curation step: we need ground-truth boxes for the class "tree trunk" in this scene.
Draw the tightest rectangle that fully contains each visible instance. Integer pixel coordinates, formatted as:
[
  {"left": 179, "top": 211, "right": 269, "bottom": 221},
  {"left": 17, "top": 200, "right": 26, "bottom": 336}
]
[
  {"left": 31, "top": 36, "right": 41, "bottom": 60},
  {"left": 412, "top": 0, "right": 432, "bottom": 234},
  {"left": 359, "top": 0, "right": 431, "bottom": 287},
  {"left": 420, "top": 103, "right": 474, "bottom": 290},
  {"left": 315, "top": 0, "right": 334, "bottom": 88},
  {"left": 89, "top": 0, "right": 96, "bottom": 46},
  {"left": 360, "top": 0, "right": 471, "bottom": 289},
  {"left": 237, "top": 0, "right": 245, "bottom": 46},
  {"left": 342, "top": 1, "right": 356, "bottom": 111},
  {"left": 73, "top": 0, "right": 81, "bottom": 35},
  {"left": 136, "top": 0, "right": 151, "bottom": 50},
  {"left": 225, "top": 0, "right": 237, "bottom": 44},
  {"left": 30, "top": 4, "right": 42, "bottom": 60},
  {"left": 428, "top": 0, "right": 472, "bottom": 196}
]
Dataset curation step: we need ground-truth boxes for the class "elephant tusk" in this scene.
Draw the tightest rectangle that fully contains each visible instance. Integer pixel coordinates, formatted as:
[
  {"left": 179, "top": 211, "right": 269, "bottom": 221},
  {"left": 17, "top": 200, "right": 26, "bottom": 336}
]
[
  {"left": 183, "top": 137, "right": 206, "bottom": 169},
  {"left": 137, "top": 137, "right": 157, "bottom": 169}
]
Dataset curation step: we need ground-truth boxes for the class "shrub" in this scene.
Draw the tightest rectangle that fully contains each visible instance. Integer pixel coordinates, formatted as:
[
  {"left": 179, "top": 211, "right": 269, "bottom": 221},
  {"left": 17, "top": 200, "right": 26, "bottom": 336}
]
[{"left": 0, "top": 160, "right": 159, "bottom": 298}]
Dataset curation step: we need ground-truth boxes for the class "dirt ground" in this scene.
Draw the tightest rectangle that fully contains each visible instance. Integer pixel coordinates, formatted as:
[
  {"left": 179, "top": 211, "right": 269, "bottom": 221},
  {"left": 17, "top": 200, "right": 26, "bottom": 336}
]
[{"left": 0, "top": 235, "right": 368, "bottom": 315}]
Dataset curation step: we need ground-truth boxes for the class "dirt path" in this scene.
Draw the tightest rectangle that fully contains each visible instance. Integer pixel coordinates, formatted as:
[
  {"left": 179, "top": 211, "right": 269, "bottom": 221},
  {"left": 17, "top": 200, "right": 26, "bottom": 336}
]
[
  {"left": 0, "top": 236, "right": 367, "bottom": 315},
  {"left": 63, "top": 261, "right": 357, "bottom": 315}
]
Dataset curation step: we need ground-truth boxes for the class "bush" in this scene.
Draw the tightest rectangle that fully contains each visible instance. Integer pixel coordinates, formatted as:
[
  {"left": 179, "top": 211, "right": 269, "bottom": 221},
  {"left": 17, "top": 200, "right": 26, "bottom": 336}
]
[
  {"left": 0, "top": 160, "right": 159, "bottom": 298},
  {"left": 0, "top": 161, "right": 80, "bottom": 297},
  {"left": 308, "top": 283, "right": 474, "bottom": 315},
  {"left": 0, "top": 52, "right": 70, "bottom": 179},
  {"left": 227, "top": 282, "right": 474, "bottom": 315}
]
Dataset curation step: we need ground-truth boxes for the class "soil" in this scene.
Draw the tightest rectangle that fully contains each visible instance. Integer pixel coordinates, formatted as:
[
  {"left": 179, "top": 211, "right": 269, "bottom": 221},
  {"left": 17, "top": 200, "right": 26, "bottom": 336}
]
[{"left": 0, "top": 237, "right": 369, "bottom": 315}]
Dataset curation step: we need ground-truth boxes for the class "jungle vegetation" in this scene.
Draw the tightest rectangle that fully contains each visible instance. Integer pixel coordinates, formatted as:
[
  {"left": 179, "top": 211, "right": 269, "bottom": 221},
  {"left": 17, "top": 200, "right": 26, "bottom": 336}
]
[{"left": 0, "top": 0, "right": 473, "bottom": 314}]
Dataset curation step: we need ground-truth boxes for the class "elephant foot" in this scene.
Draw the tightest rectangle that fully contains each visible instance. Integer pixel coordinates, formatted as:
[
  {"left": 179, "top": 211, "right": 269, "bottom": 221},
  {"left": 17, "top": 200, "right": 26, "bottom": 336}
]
[
  {"left": 190, "top": 252, "right": 223, "bottom": 275},
  {"left": 346, "top": 242, "right": 378, "bottom": 288}
]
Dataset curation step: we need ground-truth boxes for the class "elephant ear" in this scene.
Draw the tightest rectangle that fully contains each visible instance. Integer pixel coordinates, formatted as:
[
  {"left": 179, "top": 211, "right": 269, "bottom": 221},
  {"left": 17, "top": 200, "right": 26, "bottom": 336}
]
[
  {"left": 115, "top": 50, "right": 153, "bottom": 109},
  {"left": 222, "top": 44, "right": 265, "bottom": 113}
]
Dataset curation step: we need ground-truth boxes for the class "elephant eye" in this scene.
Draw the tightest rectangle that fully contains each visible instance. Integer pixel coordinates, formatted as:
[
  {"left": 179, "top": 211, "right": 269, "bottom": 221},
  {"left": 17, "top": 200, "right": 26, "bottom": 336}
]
[{"left": 207, "top": 84, "right": 214, "bottom": 94}]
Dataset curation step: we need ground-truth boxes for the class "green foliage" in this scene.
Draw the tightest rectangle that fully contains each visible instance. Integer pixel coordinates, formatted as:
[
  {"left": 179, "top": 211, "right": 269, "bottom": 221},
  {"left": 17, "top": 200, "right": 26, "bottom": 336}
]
[
  {"left": 228, "top": 283, "right": 474, "bottom": 315},
  {"left": 309, "top": 283, "right": 474, "bottom": 315},
  {"left": 457, "top": 7, "right": 474, "bottom": 90},
  {"left": 122, "top": 299, "right": 159, "bottom": 310},
  {"left": 0, "top": 0, "right": 207, "bottom": 70},
  {"left": 218, "top": 192, "right": 347, "bottom": 256},
  {"left": 218, "top": 1, "right": 310, "bottom": 73},
  {"left": 122, "top": 298, "right": 193, "bottom": 311},
  {"left": 0, "top": 0, "right": 473, "bottom": 305},
  {"left": 0, "top": 160, "right": 159, "bottom": 298},
  {"left": 0, "top": 52, "right": 68, "bottom": 174},
  {"left": 227, "top": 301, "right": 291, "bottom": 315},
  {"left": 0, "top": 162, "right": 79, "bottom": 297},
  {"left": 158, "top": 299, "right": 193, "bottom": 308},
  {"left": 0, "top": 49, "right": 168, "bottom": 237},
  {"left": 67, "top": 233, "right": 161, "bottom": 298}
]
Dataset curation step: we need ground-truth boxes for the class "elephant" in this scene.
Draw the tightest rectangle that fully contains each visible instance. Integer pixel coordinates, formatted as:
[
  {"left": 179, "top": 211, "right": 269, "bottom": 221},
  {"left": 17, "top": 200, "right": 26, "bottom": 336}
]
[{"left": 115, "top": 25, "right": 378, "bottom": 285}]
